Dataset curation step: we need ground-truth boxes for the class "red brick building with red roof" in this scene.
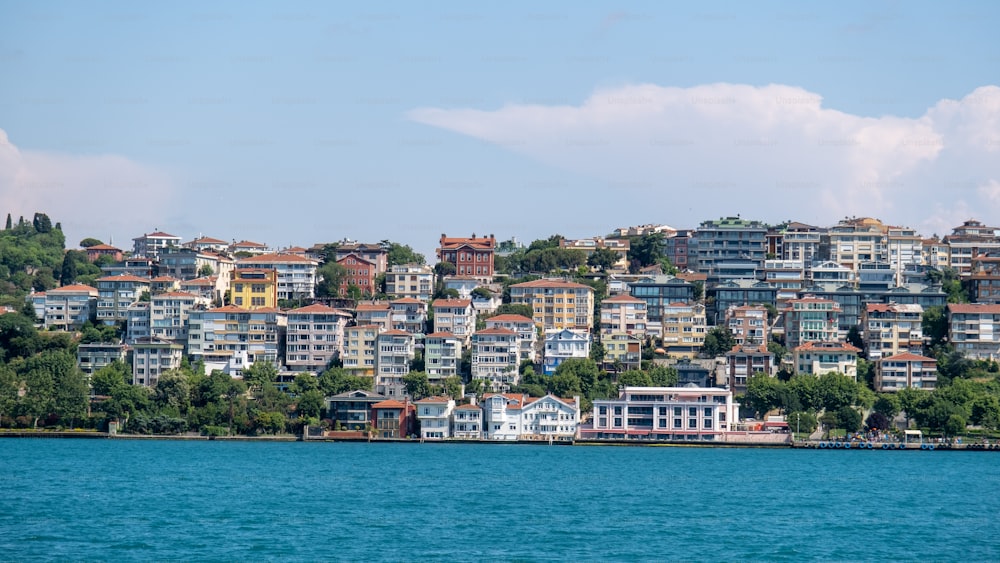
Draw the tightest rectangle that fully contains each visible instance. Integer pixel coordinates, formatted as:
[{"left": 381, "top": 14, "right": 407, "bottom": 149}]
[{"left": 437, "top": 233, "right": 495, "bottom": 279}]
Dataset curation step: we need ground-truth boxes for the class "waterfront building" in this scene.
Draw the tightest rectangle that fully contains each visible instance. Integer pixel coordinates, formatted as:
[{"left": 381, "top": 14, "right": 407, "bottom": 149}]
[
  {"left": 792, "top": 341, "right": 859, "bottom": 378},
  {"left": 542, "top": 329, "right": 591, "bottom": 375},
  {"left": 481, "top": 393, "right": 580, "bottom": 441},
  {"left": 436, "top": 233, "right": 496, "bottom": 279},
  {"left": 40, "top": 284, "right": 98, "bottom": 330},
  {"left": 508, "top": 279, "right": 594, "bottom": 333},
  {"left": 875, "top": 352, "right": 938, "bottom": 392},
  {"left": 415, "top": 396, "right": 455, "bottom": 439},
  {"left": 584, "top": 386, "right": 735, "bottom": 441},
  {"left": 325, "top": 390, "right": 386, "bottom": 431},
  {"left": 452, "top": 403, "right": 483, "bottom": 438},
  {"left": 371, "top": 399, "right": 416, "bottom": 438},
  {"left": 285, "top": 303, "right": 352, "bottom": 374}
]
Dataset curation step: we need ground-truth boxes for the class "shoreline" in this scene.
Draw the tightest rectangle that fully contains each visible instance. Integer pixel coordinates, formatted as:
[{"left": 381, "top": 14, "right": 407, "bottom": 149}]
[{"left": 3, "top": 430, "right": 998, "bottom": 450}]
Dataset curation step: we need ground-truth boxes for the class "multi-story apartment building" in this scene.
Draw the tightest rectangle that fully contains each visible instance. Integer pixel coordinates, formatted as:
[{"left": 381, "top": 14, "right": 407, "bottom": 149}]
[
  {"left": 131, "top": 230, "right": 182, "bottom": 259},
  {"left": 724, "top": 305, "right": 769, "bottom": 346},
  {"left": 821, "top": 217, "right": 887, "bottom": 271},
  {"left": 886, "top": 225, "right": 924, "bottom": 284},
  {"left": 452, "top": 403, "right": 483, "bottom": 438},
  {"left": 943, "top": 219, "right": 1000, "bottom": 276},
  {"left": 236, "top": 253, "right": 318, "bottom": 301},
  {"left": 602, "top": 332, "right": 643, "bottom": 372},
  {"left": 661, "top": 302, "right": 707, "bottom": 358},
  {"left": 85, "top": 244, "right": 123, "bottom": 263},
  {"left": 371, "top": 399, "right": 416, "bottom": 438},
  {"left": 437, "top": 233, "right": 496, "bottom": 279},
  {"left": 432, "top": 298, "right": 476, "bottom": 343},
  {"left": 599, "top": 294, "right": 648, "bottom": 339},
  {"left": 96, "top": 274, "right": 151, "bottom": 326},
  {"left": 508, "top": 279, "right": 594, "bottom": 333},
  {"left": 229, "top": 268, "right": 278, "bottom": 310},
  {"left": 325, "top": 390, "right": 385, "bottom": 431},
  {"left": 375, "top": 330, "right": 415, "bottom": 398},
  {"left": 584, "top": 386, "right": 735, "bottom": 441},
  {"left": 663, "top": 229, "right": 694, "bottom": 271},
  {"left": 542, "top": 329, "right": 591, "bottom": 375},
  {"left": 807, "top": 260, "right": 856, "bottom": 285},
  {"left": 336, "top": 252, "right": 379, "bottom": 296},
  {"left": 99, "top": 256, "right": 156, "bottom": 278},
  {"left": 694, "top": 217, "right": 768, "bottom": 275},
  {"left": 629, "top": 275, "right": 696, "bottom": 329},
  {"left": 922, "top": 237, "right": 950, "bottom": 268},
  {"left": 857, "top": 262, "right": 897, "bottom": 292},
  {"left": 862, "top": 303, "right": 923, "bottom": 360},
  {"left": 481, "top": 393, "right": 580, "bottom": 441},
  {"left": 947, "top": 303, "right": 1000, "bottom": 360},
  {"left": 124, "top": 302, "right": 150, "bottom": 343},
  {"left": 471, "top": 328, "right": 521, "bottom": 392},
  {"left": 969, "top": 255, "right": 1000, "bottom": 304},
  {"left": 229, "top": 240, "right": 270, "bottom": 256},
  {"left": 355, "top": 301, "right": 392, "bottom": 332},
  {"left": 761, "top": 259, "right": 806, "bottom": 303},
  {"left": 158, "top": 247, "right": 232, "bottom": 281},
  {"left": 384, "top": 264, "right": 434, "bottom": 301},
  {"left": 559, "top": 237, "right": 630, "bottom": 271},
  {"left": 41, "top": 284, "right": 98, "bottom": 330},
  {"left": 484, "top": 314, "right": 537, "bottom": 362},
  {"left": 875, "top": 352, "right": 938, "bottom": 392},
  {"left": 334, "top": 242, "right": 388, "bottom": 275},
  {"left": 389, "top": 298, "right": 427, "bottom": 335},
  {"left": 150, "top": 275, "right": 181, "bottom": 295},
  {"left": 414, "top": 396, "right": 455, "bottom": 439},
  {"left": 792, "top": 341, "right": 859, "bottom": 378},
  {"left": 285, "top": 303, "right": 352, "bottom": 374},
  {"left": 77, "top": 343, "right": 126, "bottom": 378},
  {"left": 131, "top": 336, "right": 184, "bottom": 387},
  {"left": 705, "top": 280, "right": 777, "bottom": 325},
  {"left": 725, "top": 344, "right": 775, "bottom": 393},
  {"left": 343, "top": 325, "right": 379, "bottom": 378},
  {"left": 187, "top": 305, "right": 284, "bottom": 377},
  {"left": 783, "top": 296, "right": 841, "bottom": 350},
  {"left": 149, "top": 291, "right": 203, "bottom": 344},
  {"left": 424, "top": 332, "right": 462, "bottom": 382},
  {"left": 781, "top": 222, "right": 824, "bottom": 264},
  {"left": 182, "top": 236, "right": 229, "bottom": 253}
]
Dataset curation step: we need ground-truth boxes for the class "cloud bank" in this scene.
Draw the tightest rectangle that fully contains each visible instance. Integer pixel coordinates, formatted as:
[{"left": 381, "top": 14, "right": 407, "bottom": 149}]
[
  {"left": 0, "top": 128, "right": 173, "bottom": 247},
  {"left": 409, "top": 83, "right": 1000, "bottom": 235}
]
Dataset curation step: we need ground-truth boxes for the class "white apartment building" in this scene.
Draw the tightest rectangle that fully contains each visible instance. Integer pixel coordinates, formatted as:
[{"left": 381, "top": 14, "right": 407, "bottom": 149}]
[
  {"left": 414, "top": 396, "right": 455, "bottom": 439},
  {"left": 424, "top": 332, "right": 462, "bottom": 383},
  {"left": 385, "top": 264, "right": 434, "bottom": 301},
  {"left": 40, "top": 284, "right": 98, "bottom": 330},
  {"left": 471, "top": 328, "right": 521, "bottom": 392},
  {"left": 862, "top": 303, "right": 923, "bottom": 360},
  {"left": 484, "top": 314, "right": 538, "bottom": 362},
  {"left": 236, "top": 253, "right": 318, "bottom": 301},
  {"left": 584, "top": 386, "right": 735, "bottom": 441},
  {"left": 285, "top": 303, "right": 352, "bottom": 374},
  {"left": 432, "top": 298, "right": 476, "bottom": 343},
  {"left": 542, "top": 329, "right": 591, "bottom": 375},
  {"left": 131, "top": 336, "right": 184, "bottom": 387},
  {"left": 376, "top": 330, "right": 415, "bottom": 398},
  {"left": 947, "top": 303, "right": 1000, "bottom": 360},
  {"left": 96, "top": 274, "right": 151, "bottom": 326},
  {"left": 187, "top": 305, "right": 285, "bottom": 377},
  {"left": 481, "top": 393, "right": 580, "bottom": 441}
]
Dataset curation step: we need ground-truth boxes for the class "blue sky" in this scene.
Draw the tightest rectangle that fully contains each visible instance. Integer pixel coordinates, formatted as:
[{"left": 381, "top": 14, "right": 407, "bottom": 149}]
[{"left": 1, "top": 0, "right": 998, "bottom": 259}]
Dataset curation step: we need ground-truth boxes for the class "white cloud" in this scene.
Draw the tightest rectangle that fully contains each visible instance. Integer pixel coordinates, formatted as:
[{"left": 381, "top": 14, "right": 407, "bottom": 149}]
[
  {"left": 0, "top": 128, "right": 174, "bottom": 247},
  {"left": 408, "top": 83, "right": 1000, "bottom": 233}
]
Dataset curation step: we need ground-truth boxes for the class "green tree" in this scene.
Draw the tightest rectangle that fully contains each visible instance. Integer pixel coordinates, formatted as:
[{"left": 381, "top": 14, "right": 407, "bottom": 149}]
[
  {"left": 817, "top": 372, "right": 859, "bottom": 411},
  {"left": 32, "top": 213, "right": 53, "bottom": 234},
  {"left": 4, "top": 213, "right": 11, "bottom": 230},
  {"left": 153, "top": 369, "right": 191, "bottom": 414},
  {"left": 701, "top": 326, "right": 736, "bottom": 357},
  {"left": 617, "top": 370, "right": 654, "bottom": 387},
  {"left": 441, "top": 376, "right": 464, "bottom": 399},
  {"left": 296, "top": 390, "right": 325, "bottom": 419},
  {"left": 944, "top": 413, "right": 967, "bottom": 437},
  {"left": 198, "top": 264, "right": 214, "bottom": 277},
  {"left": 648, "top": 365, "right": 679, "bottom": 387},
  {"left": 316, "top": 262, "right": 348, "bottom": 297},
  {"left": 971, "top": 395, "right": 1000, "bottom": 430},
  {"left": 79, "top": 237, "right": 104, "bottom": 248},
  {"left": 403, "top": 371, "right": 431, "bottom": 400},
  {"left": 873, "top": 393, "right": 901, "bottom": 419},
  {"left": 254, "top": 411, "right": 286, "bottom": 435},
  {"left": 836, "top": 406, "right": 862, "bottom": 432},
  {"left": 587, "top": 247, "right": 619, "bottom": 271},
  {"left": 896, "top": 387, "right": 928, "bottom": 429},
  {"left": 291, "top": 373, "right": 319, "bottom": 395},
  {"left": 742, "top": 373, "right": 782, "bottom": 418},
  {"left": 787, "top": 410, "right": 818, "bottom": 435},
  {"left": 922, "top": 306, "right": 948, "bottom": 351},
  {"left": 549, "top": 371, "right": 582, "bottom": 397},
  {"left": 495, "top": 303, "right": 534, "bottom": 319},
  {"left": 627, "top": 232, "right": 665, "bottom": 272},
  {"left": 846, "top": 325, "right": 864, "bottom": 350},
  {"left": 383, "top": 241, "right": 426, "bottom": 266}
]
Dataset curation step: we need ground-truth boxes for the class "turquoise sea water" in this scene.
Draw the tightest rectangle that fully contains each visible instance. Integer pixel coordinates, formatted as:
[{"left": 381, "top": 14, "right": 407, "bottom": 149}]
[{"left": 1, "top": 439, "right": 998, "bottom": 562}]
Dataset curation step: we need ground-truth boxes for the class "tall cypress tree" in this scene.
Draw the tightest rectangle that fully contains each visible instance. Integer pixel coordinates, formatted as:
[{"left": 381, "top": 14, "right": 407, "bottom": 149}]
[{"left": 4, "top": 213, "right": 11, "bottom": 230}]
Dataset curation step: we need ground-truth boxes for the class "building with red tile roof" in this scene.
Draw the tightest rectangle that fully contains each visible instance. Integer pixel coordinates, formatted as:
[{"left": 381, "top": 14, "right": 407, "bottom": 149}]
[
  {"left": 876, "top": 352, "right": 938, "bottom": 392},
  {"left": 437, "top": 233, "right": 495, "bottom": 279}
]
